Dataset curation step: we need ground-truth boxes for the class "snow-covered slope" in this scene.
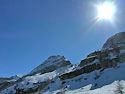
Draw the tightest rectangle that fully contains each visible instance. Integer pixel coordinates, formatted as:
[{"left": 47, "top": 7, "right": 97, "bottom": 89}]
[
  {"left": 61, "top": 80, "right": 125, "bottom": 94},
  {"left": 41, "top": 62, "right": 125, "bottom": 94},
  {"left": 44, "top": 80, "right": 125, "bottom": 94},
  {"left": 0, "top": 32, "right": 125, "bottom": 94}
]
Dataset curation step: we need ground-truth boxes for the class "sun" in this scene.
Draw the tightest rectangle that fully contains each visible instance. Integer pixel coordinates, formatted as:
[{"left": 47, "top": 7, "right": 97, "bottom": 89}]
[{"left": 97, "top": 2, "right": 116, "bottom": 20}]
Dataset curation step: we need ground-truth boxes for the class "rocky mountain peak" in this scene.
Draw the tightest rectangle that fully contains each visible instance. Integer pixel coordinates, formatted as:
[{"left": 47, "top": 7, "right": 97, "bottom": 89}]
[
  {"left": 29, "top": 55, "right": 71, "bottom": 75},
  {"left": 102, "top": 32, "right": 125, "bottom": 49}
]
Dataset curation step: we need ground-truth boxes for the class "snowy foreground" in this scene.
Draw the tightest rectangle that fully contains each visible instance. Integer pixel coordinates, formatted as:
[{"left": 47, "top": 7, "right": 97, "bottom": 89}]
[
  {"left": 1, "top": 63, "right": 125, "bottom": 94},
  {"left": 50, "top": 81, "right": 125, "bottom": 94}
]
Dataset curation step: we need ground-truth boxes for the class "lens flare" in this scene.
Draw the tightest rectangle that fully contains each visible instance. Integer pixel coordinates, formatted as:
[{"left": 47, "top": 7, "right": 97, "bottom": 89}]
[{"left": 97, "top": 2, "right": 116, "bottom": 20}]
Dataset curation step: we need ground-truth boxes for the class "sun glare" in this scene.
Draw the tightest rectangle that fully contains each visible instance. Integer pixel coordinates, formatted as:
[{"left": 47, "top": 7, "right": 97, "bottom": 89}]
[{"left": 97, "top": 2, "right": 116, "bottom": 20}]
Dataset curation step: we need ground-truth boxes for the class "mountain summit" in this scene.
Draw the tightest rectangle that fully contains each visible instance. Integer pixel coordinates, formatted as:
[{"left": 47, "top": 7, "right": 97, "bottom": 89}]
[
  {"left": 102, "top": 32, "right": 125, "bottom": 49},
  {"left": 30, "top": 55, "right": 71, "bottom": 75}
]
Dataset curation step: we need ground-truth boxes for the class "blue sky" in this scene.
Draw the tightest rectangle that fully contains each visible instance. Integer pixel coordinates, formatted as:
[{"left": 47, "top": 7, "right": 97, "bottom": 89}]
[{"left": 0, "top": 0, "right": 124, "bottom": 77}]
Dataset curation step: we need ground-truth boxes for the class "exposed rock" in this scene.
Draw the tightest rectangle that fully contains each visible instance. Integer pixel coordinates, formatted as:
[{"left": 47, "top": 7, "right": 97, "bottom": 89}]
[
  {"left": 61, "top": 45, "right": 124, "bottom": 80},
  {"left": 59, "top": 63, "right": 101, "bottom": 80},
  {"left": 102, "top": 32, "right": 125, "bottom": 49},
  {"left": 30, "top": 55, "right": 71, "bottom": 75},
  {"left": 59, "top": 32, "right": 125, "bottom": 80}
]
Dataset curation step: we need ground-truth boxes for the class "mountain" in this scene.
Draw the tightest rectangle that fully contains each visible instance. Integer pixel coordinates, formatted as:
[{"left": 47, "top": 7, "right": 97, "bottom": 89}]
[
  {"left": 29, "top": 55, "right": 71, "bottom": 75},
  {"left": 0, "top": 32, "right": 125, "bottom": 94},
  {"left": 102, "top": 32, "right": 125, "bottom": 49}
]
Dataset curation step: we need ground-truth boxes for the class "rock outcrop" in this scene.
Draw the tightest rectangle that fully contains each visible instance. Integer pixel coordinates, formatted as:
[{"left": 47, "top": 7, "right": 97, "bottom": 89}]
[
  {"left": 102, "top": 32, "right": 125, "bottom": 49},
  {"left": 60, "top": 32, "right": 125, "bottom": 80}
]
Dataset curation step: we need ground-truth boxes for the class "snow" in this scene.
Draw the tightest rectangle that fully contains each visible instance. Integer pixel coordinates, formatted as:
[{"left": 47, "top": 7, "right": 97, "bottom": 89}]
[
  {"left": 30, "top": 55, "right": 69, "bottom": 74},
  {"left": 1, "top": 61, "right": 125, "bottom": 94},
  {"left": 25, "top": 72, "right": 57, "bottom": 83},
  {"left": 41, "top": 80, "right": 125, "bottom": 94},
  {"left": 40, "top": 62, "right": 125, "bottom": 94},
  {"left": 3, "top": 61, "right": 125, "bottom": 94},
  {"left": 0, "top": 64, "right": 73, "bottom": 94}
]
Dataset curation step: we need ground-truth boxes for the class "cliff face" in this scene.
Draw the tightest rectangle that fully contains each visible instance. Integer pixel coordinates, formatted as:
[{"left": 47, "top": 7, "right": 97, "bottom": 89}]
[
  {"left": 0, "top": 32, "right": 125, "bottom": 94},
  {"left": 60, "top": 46, "right": 124, "bottom": 80},
  {"left": 60, "top": 32, "right": 125, "bottom": 81}
]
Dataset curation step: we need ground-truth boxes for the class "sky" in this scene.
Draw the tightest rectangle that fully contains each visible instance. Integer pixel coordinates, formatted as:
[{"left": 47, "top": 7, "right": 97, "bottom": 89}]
[{"left": 0, "top": 0, "right": 124, "bottom": 77}]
